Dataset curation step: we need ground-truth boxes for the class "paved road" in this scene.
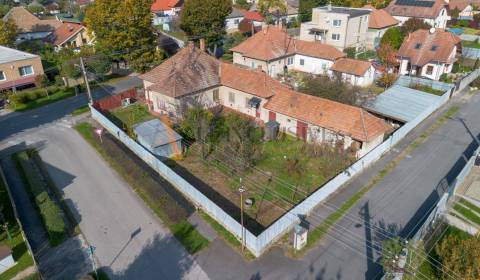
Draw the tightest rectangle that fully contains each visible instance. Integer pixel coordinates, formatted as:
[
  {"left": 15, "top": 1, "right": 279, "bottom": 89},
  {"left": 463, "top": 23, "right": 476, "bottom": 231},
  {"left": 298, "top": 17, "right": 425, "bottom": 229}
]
[{"left": 0, "top": 77, "right": 209, "bottom": 279}]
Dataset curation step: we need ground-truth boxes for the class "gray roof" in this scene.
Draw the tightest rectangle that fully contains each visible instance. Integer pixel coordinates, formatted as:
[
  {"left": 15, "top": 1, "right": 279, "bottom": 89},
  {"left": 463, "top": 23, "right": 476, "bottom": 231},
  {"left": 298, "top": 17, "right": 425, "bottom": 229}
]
[
  {"left": 133, "top": 119, "right": 182, "bottom": 149},
  {"left": 0, "top": 46, "right": 38, "bottom": 64},
  {"left": 363, "top": 85, "right": 442, "bottom": 123},
  {"left": 315, "top": 6, "right": 371, "bottom": 17},
  {"left": 226, "top": 8, "right": 244, "bottom": 19}
]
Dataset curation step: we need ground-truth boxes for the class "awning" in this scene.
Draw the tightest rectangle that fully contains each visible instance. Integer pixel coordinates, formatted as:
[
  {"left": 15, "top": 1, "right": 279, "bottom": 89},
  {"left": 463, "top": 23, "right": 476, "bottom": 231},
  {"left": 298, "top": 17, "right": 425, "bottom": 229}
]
[
  {"left": 309, "top": 28, "right": 328, "bottom": 33},
  {"left": 248, "top": 97, "right": 261, "bottom": 108},
  {"left": 0, "top": 76, "right": 37, "bottom": 91}
]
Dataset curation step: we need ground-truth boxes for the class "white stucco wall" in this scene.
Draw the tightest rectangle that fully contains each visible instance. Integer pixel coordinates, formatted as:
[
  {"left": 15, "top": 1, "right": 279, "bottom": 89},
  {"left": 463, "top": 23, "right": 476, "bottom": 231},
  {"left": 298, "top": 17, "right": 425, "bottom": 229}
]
[
  {"left": 225, "top": 16, "right": 244, "bottom": 32},
  {"left": 392, "top": 8, "right": 449, "bottom": 29},
  {"left": 293, "top": 54, "right": 334, "bottom": 75},
  {"left": 329, "top": 65, "right": 375, "bottom": 87}
]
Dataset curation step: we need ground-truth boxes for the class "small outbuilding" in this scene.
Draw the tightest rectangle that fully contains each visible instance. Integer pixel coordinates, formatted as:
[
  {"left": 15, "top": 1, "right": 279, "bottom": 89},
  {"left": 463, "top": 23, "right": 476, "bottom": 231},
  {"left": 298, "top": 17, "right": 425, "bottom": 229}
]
[
  {"left": 133, "top": 119, "right": 183, "bottom": 159},
  {"left": 0, "top": 245, "right": 15, "bottom": 273}
]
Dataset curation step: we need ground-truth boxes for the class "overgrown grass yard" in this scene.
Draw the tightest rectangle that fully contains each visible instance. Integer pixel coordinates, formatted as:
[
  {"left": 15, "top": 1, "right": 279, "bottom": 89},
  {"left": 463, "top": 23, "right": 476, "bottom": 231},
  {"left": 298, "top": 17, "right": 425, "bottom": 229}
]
[
  {"left": 7, "top": 87, "right": 75, "bottom": 112},
  {"left": 74, "top": 122, "right": 209, "bottom": 254},
  {"left": 463, "top": 40, "right": 480, "bottom": 49},
  {"left": 409, "top": 84, "right": 446, "bottom": 96},
  {"left": 109, "top": 103, "right": 154, "bottom": 127},
  {"left": 12, "top": 150, "right": 67, "bottom": 246},
  {"left": 0, "top": 169, "right": 35, "bottom": 280}
]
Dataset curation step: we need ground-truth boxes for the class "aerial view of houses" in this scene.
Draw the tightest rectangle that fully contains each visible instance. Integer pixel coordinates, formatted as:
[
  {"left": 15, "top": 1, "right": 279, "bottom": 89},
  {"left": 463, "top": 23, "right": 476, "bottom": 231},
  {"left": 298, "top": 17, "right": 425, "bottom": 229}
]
[{"left": 1, "top": 0, "right": 480, "bottom": 279}]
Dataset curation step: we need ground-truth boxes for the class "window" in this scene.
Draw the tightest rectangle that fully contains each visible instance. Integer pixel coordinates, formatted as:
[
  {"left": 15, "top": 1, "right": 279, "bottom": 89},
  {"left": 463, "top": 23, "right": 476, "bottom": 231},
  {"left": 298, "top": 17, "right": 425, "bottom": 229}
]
[
  {"left": 426, "top": 65, "right": 434, "bottom": 75},
  {"left": 234, "top": 19, "right": 240, "bottom": 24},
  {"left": 250, "top": 61, "right": 256, "bottom": 69},
  {"left": 414, "top": 43, "right": 422, "bottom": 49},
  {"left": 0, "top": 71, "right": 5, "bottom": 81},
  {"left": 332, "top": 33, "right": 340, "bottom": 41},
  {"left": 322, "top": 63, "right": 327, "bottom": 70},
  {"left": 229, "top": 92, "right": 235, "bottom": 103},
  {"left": 431, "top": 45, "right": 438, "bottom": 51},
  {"left": 287, "top": 57, "right": 293, "bottom": 65},
  {"left": 332, "top": 19, "right": 341, "bottom": 27},
  {"left": 213, "top": 89, "right": 219, "bottom": 102},
  {"left": 300, "top": 59, "right": 305, "bottom": 66},
  {"left": 18, "top": 65, "right": 33, "bottom": 76}
]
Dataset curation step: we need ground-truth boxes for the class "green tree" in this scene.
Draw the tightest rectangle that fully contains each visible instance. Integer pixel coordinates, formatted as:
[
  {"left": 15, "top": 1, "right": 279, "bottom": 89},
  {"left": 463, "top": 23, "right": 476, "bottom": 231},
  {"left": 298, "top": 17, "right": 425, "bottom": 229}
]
[
  {"left": 86, "top": 53, "right": 111, "bottom": 80},
  {"left": 180, "top": 0, "right": 232, "bottom": 49},
  {"left": 380, "top": 238, "right": 404, "bottom": 277},
  {"left": 258, "top": 0, "right": 286, "bottom": 16},
  {"left": 400, "top": 17, "right": 431, "bottom": 35},
  {"left": 380, "top": 27, "right": 404, "bottom": 50},
  {"left": 451, "top": 7, "right": 460, "bottom": 19},
  {"left": 84, "top": 0, "right": 159, "bottom": 73},
  {"left": 0, "top": 18, "right": 17, "bottom": 47},
  {"left": 222, "top": 32, "right": 247, "bottom": 61},
  {"left": 299, "top": 0, "right": 327, "bottom": 22},
  {"left": 436, "top": 233, "right": 480, "bottom": 280},
  {"left": 298, "top": 75, "right": 359, "bottom": 105},
  {"left": 234, "top": 0, "right": 251, "bottom": 9}
]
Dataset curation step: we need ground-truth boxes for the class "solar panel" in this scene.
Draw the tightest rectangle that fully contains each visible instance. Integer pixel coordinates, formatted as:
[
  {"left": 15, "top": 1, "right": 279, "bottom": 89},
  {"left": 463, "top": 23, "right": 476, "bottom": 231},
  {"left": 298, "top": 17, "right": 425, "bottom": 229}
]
[{"left": 395, "top": 0, "right": 435, "bottom": 7}]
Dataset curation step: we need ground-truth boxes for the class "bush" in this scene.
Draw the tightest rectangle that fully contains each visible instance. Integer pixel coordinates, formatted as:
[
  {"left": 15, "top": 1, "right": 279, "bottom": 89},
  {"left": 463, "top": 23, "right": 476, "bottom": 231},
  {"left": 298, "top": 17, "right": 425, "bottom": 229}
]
[
  {"left": 13, "top": 150, "right": 67, "bottom": 246},
  {"left": 471, "top": 77, "right": 480, "bottom": 87}
]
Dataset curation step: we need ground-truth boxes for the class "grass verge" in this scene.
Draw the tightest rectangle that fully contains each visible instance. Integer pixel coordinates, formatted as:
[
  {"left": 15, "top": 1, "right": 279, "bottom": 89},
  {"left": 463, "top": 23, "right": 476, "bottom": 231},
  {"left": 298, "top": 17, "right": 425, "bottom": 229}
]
[
  {"left": 74, "top": 122, "right": 209, "bottom": 254},
  {"left": 458, "top": 198, "right": 480, "bottom": 215},
  {"left": 453, "top": 203, "right": 480, "bottom": 225},
  {"left": 290, "top": 104, "right": 461, "bottom": 256},
  {"left": 199, "top": 211, "right": 254, "bottom": 260},
  {"left": 0, "top": 169, "right": 35, "bottom": 280},
  {"left": 12, "top": 150, "right": 67, "bottom": 246},
  {"left": 9, "top": 88, "right": 75, "bottom": 112},
  {"left": 71, "top": 105, "right": 90, "bottom": 116}
]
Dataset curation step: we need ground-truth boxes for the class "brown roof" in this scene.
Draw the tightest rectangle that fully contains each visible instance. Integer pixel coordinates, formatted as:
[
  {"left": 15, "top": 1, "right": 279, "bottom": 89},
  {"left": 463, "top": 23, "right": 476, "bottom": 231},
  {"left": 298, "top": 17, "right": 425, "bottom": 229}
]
[
  {"left": 397, "top": 28, "right": 460, "bottom": 66},
  {"left": 3, "top": 7, "right": 61, "bottom": 33},
  {"left": 51, "top": 23, "right": 84, "bottom": 46},
  {"left": 220, "top": 62, "right": 282, "bottom": 99},
  {"left": 363, "top": 5, "right": 399, "bottom": 29},
  {"left": 139, "top": 43, "right": 220, "bottom": 98},
  {"left": 331, "top": 58, "right": 372, "bottom": 76},
  {"left": 231, "top": 26, "right": 345, "bottom": 61},
  {"left": 448, "top": 0, "right": 480, "bottom": 11},
  {"left": 294, "top": 40, "right": 346, "bottom": 60},
  {"left": 0, "top": 245, "right": 11, "bottom": 259},
  {"left": 264, "top": 88, "right": 390, "bottom": 142},
  {"left": 385, "top": 0, "right": 447, "bottom": 19}
]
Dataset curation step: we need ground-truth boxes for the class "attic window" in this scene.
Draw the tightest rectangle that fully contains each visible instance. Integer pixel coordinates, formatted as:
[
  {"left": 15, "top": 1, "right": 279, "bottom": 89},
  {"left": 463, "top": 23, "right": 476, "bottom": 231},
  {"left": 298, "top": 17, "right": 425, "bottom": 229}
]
[
  {"left": 414, "top": 43, "right": 422, "bottom": 49},
  {"left": 431, "top": 45, "right": 438, "bottom": 51}
]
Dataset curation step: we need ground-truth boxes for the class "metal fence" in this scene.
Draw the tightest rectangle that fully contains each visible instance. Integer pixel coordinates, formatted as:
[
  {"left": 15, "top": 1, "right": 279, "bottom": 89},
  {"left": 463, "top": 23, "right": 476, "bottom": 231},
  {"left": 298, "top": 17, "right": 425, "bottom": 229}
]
[
  {"left": 395, "top": 75, "right": 455, "bottom": 92},
  {"left": 455, "top": 68, "right": 480, "bottom": 93},
  {"left": 462, "top": 47, "right": 480, "bottom": 59}
]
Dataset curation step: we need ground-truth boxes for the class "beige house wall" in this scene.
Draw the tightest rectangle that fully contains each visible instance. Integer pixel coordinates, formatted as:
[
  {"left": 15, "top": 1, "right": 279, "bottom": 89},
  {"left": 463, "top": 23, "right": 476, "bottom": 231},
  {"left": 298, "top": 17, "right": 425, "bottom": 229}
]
[{"left": 0, "top": 56, "right": 44, "bottom": 85}]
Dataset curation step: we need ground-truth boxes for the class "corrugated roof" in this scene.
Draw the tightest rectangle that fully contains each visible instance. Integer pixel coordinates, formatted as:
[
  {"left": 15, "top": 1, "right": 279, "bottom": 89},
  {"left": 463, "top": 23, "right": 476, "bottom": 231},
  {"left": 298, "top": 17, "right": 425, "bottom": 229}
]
[
  {"left": 0, "top": 46, "right": 38, "bottom": 64},
  {"left": 363, "top": 85, "right": 442, "bottom": 122},
  {"left": 134, "top": 119, "right": 182, "bottom": 149}
]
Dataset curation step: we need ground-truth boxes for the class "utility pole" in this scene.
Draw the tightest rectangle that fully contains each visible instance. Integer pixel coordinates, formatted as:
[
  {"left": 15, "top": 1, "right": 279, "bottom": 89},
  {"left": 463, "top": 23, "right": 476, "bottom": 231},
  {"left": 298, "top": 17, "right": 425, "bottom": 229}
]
[
  {"left": 239, "top": 179, "right": 245, "bottom": 253},
  {"left": 79, "top": 57, "right": 93, "bottom": 104}
]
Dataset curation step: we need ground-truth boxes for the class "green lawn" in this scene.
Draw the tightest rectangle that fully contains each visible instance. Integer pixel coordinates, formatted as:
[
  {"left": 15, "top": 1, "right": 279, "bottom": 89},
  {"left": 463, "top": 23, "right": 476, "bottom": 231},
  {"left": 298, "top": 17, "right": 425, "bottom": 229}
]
[
  {"left": 0, "top": 170, "right": 35, "bottom": 280},
  {"left": 453, "top": 203, "right": 480, "bottom": 225},
  {"left": 71, "top": 105, "right": 90, "bottom": 116},
  {"left": 109, "top": 103, "right": 154, "bottom": 127},
  {"left": 463, "top": 27, "right": 480, "bottom": 35},
  {"left": 12, "top": 150, "right": 67, "bottom": 246},
  {"left": 74, "top": 122, "right": 209, "bottom": 254},
  {"left": 8, "top": 88, "right": 75, "bottom": 112},
  {"left": 154, "top": 25, "right": 188, "bottom": 41},
  {"left": 463, "top": 40, "right": 480, "bottom": 49},
  {"left": 409, "top": 84, "right": 446, "bottom": 96},
  {"left": 458, "top": 198, "right": 480, "bottom": 215}
]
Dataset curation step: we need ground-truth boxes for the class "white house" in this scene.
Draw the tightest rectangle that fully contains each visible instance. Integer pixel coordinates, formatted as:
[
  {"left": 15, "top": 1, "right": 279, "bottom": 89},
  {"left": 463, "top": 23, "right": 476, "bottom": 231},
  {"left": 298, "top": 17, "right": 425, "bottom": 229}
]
[
  {"left": 329, "top": 58, "right": 375, "bottom": 87},
  {"left": 384, "top": 0, "right": 450, "bottom": 29},
  {"left": 363, "top": 5, "right": 399, "bottom": 49},
  {"left": 225, "top": 7, "right": 264, "bottom": 33},
  {"left": 230, "top": 26, "right": 346, "bottom": 77},
  {"left": 140, "top": 43, "right": 391, "bottom": 157},
  {"left": 397, "top": 28, "right": 460, "bottom": 80},
  {"left": 448, "top": 0, "right": 480, "bottom": 18},
  {"left": 151, "top": 0, "right": 183, "bottom": 25}
]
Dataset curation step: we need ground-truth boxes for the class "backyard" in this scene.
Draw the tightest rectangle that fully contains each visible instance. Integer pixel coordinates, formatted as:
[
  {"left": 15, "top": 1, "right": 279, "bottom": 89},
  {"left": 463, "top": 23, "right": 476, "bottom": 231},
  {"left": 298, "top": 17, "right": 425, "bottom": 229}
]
[{"left": 107, "top": 103, "right": 155, "bottom": 129}]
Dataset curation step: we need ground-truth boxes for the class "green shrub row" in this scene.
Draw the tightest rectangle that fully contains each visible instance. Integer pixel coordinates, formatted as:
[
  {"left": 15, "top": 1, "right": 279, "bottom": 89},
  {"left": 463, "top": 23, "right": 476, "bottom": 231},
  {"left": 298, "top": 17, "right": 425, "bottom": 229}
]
[
  {"left": 13, "top": 150, "right": 67, "bottom": 246},
  {"left": 7, "top": 86, "right": 68, "bottom": 104}
]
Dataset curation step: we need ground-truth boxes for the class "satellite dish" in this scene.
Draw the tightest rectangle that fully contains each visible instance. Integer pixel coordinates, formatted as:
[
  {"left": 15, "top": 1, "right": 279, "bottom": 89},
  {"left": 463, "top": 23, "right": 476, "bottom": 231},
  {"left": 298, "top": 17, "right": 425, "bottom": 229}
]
[{"left": 429, "top": 27, "right": 436, "bottom": 34}]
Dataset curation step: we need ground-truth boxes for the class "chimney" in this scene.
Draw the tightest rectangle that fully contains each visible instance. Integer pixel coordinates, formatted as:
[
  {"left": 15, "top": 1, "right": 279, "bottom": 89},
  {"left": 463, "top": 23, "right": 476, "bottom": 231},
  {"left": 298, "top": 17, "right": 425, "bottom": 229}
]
[{"left": 199, "top": 38, "right": 206, "bottom": 51}]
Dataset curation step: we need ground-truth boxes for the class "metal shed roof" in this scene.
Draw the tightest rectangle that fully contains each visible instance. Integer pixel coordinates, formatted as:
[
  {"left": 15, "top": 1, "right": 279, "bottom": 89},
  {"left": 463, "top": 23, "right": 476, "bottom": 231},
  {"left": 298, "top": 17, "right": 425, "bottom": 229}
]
[
  {"left": 133, "top": 119, "right": 182, "bottom": 150},
  {"left": 364, "top": 85, "right": 442, "bottom": 123}
]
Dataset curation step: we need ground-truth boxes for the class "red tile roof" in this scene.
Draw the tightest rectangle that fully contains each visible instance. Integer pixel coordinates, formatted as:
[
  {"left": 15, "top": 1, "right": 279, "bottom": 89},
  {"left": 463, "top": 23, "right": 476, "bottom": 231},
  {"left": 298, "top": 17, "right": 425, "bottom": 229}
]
[
  {"left": 331, "top": 58, "right": 372, "bottom": 76},
  {"left": 3, "top": 7, "right": 61, "bottom": 33},
  {"left": 51, "top": 23, "right": 84, "bottom": 46},
  {"left": 139, "top": 43, "right": 220, "bottom": 98},
  {"left": 385, "top": 0, "right": 447, "bottom": 19},
  {"left": 264, "top": 87, "right": 390, "bottom": 142},
  {"left": 238, "top": 8, "right": 264, "bottom": 22},
  {"left": 363, "top": 5, "right": 399, "bottom": 29},
  {"left": 448, "top": 0, "right": 480, "bottom": 11},
  {"left": 151, "top": 0, "right": 182, "bottom": 12},
  {"left": 231, "top": 26, "right": 345, "bottom": 61},
  {"left": 397, "top": 28, "right": 460, "bottom": 66}
]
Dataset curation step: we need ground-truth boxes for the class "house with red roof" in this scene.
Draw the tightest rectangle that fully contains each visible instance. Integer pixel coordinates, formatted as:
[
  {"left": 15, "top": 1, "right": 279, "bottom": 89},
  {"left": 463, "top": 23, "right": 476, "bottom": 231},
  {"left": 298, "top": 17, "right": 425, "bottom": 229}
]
[
  {"left": 50, "top": 23, "right": 92, "bottom": 51},
  {"left": 363, "top": 5, "right": 399, "bottom": 49},
  {"left": 397, "top": 28, "right": 460, "bottom": 80},
  {"left": 225, "top": 7, "right": 264, "bottom": 33},
  {"left": 384, "top": 0, "right": 450, "bottom": 28},
  {"left": 151, "top": 0, "right": 183, "bottom": 18},
  {"left": 139, "top": 43, "right": 391, "bottom": 157}
]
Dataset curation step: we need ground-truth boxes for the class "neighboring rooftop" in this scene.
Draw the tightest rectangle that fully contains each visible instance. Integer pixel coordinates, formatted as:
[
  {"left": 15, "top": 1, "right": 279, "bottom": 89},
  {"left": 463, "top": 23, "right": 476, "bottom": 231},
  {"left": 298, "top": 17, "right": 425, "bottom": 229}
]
[
  {"left": 363, "top": 85, "right": 443, "bottom": 122},
  {"left": 2, "top": 6, "right": 61, "bottom": 33},
  {"left": 56, "top": 13, "right": 82, "bottom": 24},
  {"left": 397, "top": 28, "right": 461, "bottom": 66},
  {"left": 134, "top": 119, "right": 182, "bottom": 149},
  {"left": 231, "top": 26, "right": 345, "bottom": 61},
  {"left": 139, "top": 43, "right": 220, "bottom": 98},
  {"left": 51, "top": 23, "right": 84, "bottom": 46},
  {"left": 313, "top": 6, "right": 371, "bottom": 17},
  {"left": 363, "top": 5, "right": 399, "bottom": 29},
  {"left": 226, "top": 7, "right": 245, "bottom": 19},
  {"left": 330, "top": 58, "right": 372, "bottom": 76},
  {"left": 151, "top": 0, "right": 182, "bottom": 12},
  {"left": 448, "top": 0, "right": 480, "bottom": 11},
  {"left": 0, "top": 46, "right": 39, "bottom": 64},
  {"left": 385, "top": 0, "right": 447, "bottom": 19}
]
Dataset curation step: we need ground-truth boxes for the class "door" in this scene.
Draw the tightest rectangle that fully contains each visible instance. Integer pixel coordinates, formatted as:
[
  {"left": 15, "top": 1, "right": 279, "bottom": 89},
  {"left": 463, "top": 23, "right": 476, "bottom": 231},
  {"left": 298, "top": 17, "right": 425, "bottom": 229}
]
[
  {"left": 297, "top": 121, "right": 308, "bottom": 141},
  {"left": 268, "top": 111, "right": 276, "bottom": 121}
]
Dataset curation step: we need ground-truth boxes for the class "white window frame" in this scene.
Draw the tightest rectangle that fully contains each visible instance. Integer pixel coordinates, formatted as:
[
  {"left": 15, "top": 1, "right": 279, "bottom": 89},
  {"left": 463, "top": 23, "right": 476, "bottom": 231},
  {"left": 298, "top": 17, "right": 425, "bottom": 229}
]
[
  {"left": 213, "top": 89, "right": 219, "bottom": 102},
  {"left": 332, "top": 34, "right": 340, "bottom": 41},
  {"left": 287, "top": 57, "right": 294, "bottom": 65},
  {"left": 229, "top": 91, "right": 235, "bottom": 104},
  {"left": 332, "top": 19, "right": 341, "bottom": 27},
  {"left": 300, "top": 59, "right": 305, "bottom": 66},
  {"left": 0, "top": 71, "right": 5, "bottom": 81},
  {"left": 234, "top": 18, "right": 240, "bottom": 24},
  {"left": 18, "top": 65, "right": 34, "bottom": 77}
]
